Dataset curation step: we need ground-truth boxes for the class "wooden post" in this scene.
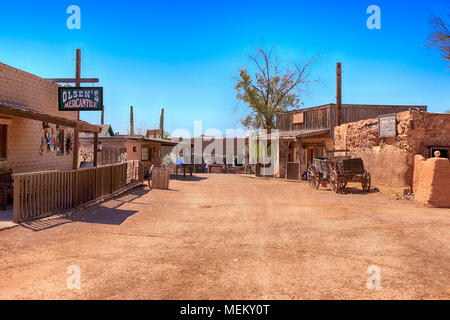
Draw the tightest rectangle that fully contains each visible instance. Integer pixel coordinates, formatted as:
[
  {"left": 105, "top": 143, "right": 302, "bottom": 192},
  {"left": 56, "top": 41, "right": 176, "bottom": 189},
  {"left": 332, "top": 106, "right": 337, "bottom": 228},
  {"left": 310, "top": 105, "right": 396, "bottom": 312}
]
[
  {"left": 72, "top": 127, "right": 79, "bottom": 207},
  {"left": 101, "top": 105, "right": 104, "bottom": 125},
  {"left": 94, "top": 132, "right": 98, "bottom": 167},
  {"left": 73, "top": 127, "right": 79, "bottom": 170},
  {"left": 336, "top": 62, "right": 342, "bottom": 127},
  {"left": 75, "top": 49, "right": 81, "bottom": 121},
  {"left": 13, "top": 176, "right": 21, "bottom": 223}
]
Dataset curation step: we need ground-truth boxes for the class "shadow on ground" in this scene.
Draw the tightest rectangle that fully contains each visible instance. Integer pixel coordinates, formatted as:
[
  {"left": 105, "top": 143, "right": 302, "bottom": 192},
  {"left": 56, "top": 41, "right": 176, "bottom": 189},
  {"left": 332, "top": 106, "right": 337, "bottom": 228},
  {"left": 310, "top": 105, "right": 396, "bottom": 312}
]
[
  {"left": 19, "top": 187, "right": 151, "bottom": 232},
  {"left": 170, "top": 174, "right": 208, "bottom": 182}
]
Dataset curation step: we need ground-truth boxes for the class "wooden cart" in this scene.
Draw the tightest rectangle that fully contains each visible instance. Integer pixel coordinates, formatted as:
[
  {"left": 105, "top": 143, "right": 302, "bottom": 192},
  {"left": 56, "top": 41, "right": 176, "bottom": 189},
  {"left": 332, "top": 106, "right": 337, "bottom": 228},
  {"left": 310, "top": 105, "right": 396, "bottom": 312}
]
[{"left": 308, "top": 156, "right": 371, "bottom": 193}]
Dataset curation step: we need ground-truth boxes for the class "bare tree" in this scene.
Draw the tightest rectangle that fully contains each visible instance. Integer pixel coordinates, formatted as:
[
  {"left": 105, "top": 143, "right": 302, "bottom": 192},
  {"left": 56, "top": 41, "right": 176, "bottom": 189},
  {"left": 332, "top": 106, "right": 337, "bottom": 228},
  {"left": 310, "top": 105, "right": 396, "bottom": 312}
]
[
  {"left": 235, "top": 46, "right": 318, "bottom": 131},
  {"left": 428, "top": 14, "right": 450, "bottom": 62}
]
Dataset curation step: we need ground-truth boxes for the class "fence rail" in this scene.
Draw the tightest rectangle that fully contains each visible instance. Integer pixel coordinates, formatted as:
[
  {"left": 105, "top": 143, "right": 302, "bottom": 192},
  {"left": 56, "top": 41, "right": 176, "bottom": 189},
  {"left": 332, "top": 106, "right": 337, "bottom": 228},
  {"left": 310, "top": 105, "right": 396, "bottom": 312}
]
[{"left": 12, "top": 161, "right": 143, "bottom": 223}]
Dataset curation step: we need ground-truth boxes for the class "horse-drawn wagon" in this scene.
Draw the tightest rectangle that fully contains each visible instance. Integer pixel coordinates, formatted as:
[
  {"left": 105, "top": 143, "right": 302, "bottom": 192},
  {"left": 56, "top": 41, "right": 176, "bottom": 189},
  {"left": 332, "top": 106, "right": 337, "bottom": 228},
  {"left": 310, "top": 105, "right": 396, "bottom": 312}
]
[{"left": 308, "top": 151, "right": 371, "bottom": 193}]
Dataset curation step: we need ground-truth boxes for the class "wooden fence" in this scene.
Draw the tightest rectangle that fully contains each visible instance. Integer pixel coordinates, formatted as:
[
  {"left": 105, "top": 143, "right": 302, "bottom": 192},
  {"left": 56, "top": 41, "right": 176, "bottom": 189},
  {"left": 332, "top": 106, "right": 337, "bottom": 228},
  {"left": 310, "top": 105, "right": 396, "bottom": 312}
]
[{"left": 12, "top": 161, "right": 143, "bottom": 223}]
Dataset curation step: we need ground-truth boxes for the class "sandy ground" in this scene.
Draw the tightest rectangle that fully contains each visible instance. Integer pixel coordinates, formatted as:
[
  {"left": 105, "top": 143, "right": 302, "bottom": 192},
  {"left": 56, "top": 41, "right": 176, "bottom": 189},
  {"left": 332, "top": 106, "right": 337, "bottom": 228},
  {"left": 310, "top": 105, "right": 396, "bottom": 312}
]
[{"left": 0, "top": 174, "right": 449, "bottom": 300}]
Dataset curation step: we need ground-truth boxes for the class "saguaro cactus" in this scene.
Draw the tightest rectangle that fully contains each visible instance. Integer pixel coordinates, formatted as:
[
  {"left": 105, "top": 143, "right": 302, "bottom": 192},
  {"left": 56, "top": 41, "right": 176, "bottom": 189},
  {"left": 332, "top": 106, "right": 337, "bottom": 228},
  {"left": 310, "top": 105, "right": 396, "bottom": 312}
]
[
  {"left": 159, "top": 108, "right": 165, "bottom": 133},
  {"left": 130, "top": 106, "right": 135, "bottom": 136}
]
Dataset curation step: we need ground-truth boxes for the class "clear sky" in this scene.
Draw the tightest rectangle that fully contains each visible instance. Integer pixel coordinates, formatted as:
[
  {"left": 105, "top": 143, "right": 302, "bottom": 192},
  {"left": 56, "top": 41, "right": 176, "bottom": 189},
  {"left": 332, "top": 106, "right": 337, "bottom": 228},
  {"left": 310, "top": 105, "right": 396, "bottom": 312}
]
[{"left": 0, "top": 0, "right": 448, "bottom": 136}]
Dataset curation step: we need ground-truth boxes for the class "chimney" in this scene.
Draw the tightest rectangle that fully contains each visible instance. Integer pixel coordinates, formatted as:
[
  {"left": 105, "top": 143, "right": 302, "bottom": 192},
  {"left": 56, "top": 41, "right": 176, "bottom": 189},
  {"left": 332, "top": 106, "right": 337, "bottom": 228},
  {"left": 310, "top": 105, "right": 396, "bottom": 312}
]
[
  {"left": 130, "top": 106, "right": 135, "bottom": 136},
  {"left": 336, "top": 62, "right": 342, "bottom": 127}
]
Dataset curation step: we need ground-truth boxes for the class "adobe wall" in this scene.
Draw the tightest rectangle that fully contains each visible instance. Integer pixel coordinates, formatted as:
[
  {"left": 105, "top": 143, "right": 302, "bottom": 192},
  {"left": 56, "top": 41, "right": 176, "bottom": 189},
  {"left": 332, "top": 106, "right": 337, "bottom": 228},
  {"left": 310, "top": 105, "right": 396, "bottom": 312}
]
[
  {"left": 0, "top": 62, "right": 78, "bottom": 173},
  {"left": 414, "top": 155, "right": 450, "bottom": 208},
  {"left": 334, "top": 111, "right": 450, "bottom": 190}
]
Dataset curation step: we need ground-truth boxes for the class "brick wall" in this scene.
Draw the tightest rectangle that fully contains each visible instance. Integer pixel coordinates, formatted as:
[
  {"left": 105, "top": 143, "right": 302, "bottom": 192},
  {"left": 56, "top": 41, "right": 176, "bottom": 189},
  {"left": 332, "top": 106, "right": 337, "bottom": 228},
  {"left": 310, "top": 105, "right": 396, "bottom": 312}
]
[
  {"left": 334, "top": 111, "right": 450, "bottom": 190},
  {"left": 0, "top": 62, "right": 78, "bottom": 173}
]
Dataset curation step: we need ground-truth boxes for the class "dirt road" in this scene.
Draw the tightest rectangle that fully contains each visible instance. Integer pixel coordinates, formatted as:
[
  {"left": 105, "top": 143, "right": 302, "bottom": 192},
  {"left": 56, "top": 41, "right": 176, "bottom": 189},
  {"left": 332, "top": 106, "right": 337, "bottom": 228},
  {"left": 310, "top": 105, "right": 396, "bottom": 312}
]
[{"left": 0, "top": 174, "right": 449, "bottom": 299}]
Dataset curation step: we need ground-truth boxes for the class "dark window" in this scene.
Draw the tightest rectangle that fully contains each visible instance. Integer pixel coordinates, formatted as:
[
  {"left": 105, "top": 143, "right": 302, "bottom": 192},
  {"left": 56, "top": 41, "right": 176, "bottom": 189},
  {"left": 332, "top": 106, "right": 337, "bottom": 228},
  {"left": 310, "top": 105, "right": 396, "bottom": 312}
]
[
  {"left": 431, "top": 148, "right": 449, "bottom": 159},
  {"left": 142, "top": 147, "right": 151, "bottom": 161},
  {"left": 0, "top": 125, "right": 7, "bottom": 159}
]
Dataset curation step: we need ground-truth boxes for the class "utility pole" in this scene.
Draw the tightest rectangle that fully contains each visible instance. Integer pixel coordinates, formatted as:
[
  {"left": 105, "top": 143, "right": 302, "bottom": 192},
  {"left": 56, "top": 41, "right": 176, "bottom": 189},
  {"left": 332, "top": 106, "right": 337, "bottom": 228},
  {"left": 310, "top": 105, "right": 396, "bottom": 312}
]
[
  {"left": 101, "top": 105, "right": 105, "bottom": 125},
  {"left": 336, "top": 62, "right": 342, "bottom": 128},
  {"left": 75, "top": 49, "right": 81, "bottom": 121}
]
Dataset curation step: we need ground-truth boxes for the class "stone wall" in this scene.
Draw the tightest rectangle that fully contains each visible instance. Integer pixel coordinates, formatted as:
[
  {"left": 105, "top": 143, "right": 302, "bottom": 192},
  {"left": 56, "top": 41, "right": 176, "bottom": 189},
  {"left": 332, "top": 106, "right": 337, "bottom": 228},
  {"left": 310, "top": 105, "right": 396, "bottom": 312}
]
[
  {"left": 413, "top": 155, "right": 450, "bottom": 208},
  {"left": 0, "top": 62, "right": 78, "bottom": 173},
  {"left": 334, "top": 111, "right": 450, "bottom": 190}
]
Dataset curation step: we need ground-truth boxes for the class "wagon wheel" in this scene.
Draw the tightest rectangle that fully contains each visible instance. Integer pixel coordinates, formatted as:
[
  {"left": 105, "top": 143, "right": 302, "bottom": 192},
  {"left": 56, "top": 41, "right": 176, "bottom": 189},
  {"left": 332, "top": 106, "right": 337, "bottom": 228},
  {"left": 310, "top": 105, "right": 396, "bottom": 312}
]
[
  {"left": 361, "top": 170, "right": 371, "bottom": 192},
  {"left": 308, "top": 165, "right": 320, "bottom": 189},
  {"left": 147, "top": 165, "right": 155, "bottom": 189},
  {"left": 330, "top": 170, "right": 340, "bottom": 193}
]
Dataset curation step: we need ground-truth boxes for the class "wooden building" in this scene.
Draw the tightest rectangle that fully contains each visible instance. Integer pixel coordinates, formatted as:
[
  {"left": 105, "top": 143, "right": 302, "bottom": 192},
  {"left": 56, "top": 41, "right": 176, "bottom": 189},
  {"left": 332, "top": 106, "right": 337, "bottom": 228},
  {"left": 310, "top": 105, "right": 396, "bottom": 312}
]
[
  {"left": 80, "top": 135, "right": 178, "bottom": 172},
  {"left": 276, "top": 103, "right": 427, "bottom": 178}
]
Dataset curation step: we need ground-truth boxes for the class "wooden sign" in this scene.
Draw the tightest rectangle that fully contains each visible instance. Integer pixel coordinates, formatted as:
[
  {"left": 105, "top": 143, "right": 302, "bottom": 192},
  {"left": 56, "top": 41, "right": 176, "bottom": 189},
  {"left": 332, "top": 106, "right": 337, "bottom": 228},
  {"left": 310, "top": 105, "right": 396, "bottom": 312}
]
[
  {"left": 379, "top": 114, "right": 397, "bottom": 138},
  {"left": 293, "top": 112, "right": 304, "bottom": 124},
  {"left": 58, "top": 87, "right": 103, "bottom": 111}
]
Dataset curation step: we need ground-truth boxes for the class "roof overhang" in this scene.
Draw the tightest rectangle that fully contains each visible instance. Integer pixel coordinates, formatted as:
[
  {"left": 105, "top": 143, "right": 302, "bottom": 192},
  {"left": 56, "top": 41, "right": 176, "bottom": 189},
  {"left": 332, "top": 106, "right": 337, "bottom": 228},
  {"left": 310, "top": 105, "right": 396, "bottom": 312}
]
[
  {"left": 278, "top": 129, "right": 331, "bottom": 139},
  {"left": 0, "top": 101, "right": 101, "bottom": 133},
  {"left": 81, "top": 135, "right": 179, "bottom": 146}
]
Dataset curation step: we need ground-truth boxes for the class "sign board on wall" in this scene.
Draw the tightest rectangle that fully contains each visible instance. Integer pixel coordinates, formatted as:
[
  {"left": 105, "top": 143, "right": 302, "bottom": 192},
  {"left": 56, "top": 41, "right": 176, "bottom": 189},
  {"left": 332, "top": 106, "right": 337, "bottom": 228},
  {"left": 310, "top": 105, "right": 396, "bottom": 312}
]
[
  {"left": 293, "top": 112, "right": 304, "bottom": 124},
  {"left": 379, "top": 114, "right": 397, "bottom": 138},
  {"left": 58, "top": 87, "right": 103, "bottom": 111}
]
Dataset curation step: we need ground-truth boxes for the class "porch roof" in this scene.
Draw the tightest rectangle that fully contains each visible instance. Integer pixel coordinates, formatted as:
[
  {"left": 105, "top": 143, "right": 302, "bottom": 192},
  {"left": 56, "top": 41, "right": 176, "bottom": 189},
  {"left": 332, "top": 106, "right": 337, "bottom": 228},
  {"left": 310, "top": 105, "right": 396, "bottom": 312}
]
[
  {"left": 0, "top": 101, "right": 101, "bottom": 133},
  {"left": 278, "top": 129, "right": 330, "bottom": 139}
]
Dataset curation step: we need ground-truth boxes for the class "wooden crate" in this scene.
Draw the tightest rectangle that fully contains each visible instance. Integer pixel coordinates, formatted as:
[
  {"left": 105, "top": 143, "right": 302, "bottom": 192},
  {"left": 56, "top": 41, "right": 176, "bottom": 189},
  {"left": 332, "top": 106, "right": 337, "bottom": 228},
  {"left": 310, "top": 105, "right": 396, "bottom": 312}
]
[
  {"left": 286, "top": 162, "right": 300, "bottom": 180},
  {"left": 152, "top": 168, "right": 170, "bottom": 190}
]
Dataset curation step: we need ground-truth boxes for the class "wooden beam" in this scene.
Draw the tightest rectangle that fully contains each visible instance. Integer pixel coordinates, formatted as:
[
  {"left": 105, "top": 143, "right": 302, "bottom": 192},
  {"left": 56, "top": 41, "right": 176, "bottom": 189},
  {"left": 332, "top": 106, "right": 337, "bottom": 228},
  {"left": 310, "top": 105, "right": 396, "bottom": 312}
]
[
  {"left": 0, "top": 102, "right": 78, "bottom": 128},
  {"left": 76, "top": 49, "right": 81, "bottom": 121},
  {"left": 77, "top": 121, "right": 102, "bottom": 133},
  {"left": 0, "top": 103, "right": 101, "bottom": 133},
  {"left": 44, "top": 78, "right": 99, "bottom": 84}
]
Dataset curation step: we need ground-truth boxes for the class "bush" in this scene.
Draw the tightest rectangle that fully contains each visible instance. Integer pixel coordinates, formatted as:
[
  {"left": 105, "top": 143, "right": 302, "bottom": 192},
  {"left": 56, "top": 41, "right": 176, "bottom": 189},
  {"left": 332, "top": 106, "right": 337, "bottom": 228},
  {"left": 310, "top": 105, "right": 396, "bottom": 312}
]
[{"left": 162, "top": 154, "right": 175, "bottom": 168}]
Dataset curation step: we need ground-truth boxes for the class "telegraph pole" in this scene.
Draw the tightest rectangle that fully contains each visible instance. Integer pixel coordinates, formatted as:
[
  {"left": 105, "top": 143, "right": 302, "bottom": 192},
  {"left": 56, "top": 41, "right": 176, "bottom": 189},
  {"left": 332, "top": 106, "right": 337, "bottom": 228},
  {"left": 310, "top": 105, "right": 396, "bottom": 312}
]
[
  {"left": 75, "top": 49, "right": 81, "bottom": 121},
  {"left": 336, "top": 62, "right": 342, "bottom": 127}
]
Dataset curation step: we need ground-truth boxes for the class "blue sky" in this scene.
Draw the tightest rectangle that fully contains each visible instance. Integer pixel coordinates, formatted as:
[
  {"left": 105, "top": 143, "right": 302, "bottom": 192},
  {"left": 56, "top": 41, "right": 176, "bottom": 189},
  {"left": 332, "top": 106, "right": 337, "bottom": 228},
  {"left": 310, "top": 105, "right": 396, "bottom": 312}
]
[{"left": 0, "top": 0, "right": 448, "bottom": 136}]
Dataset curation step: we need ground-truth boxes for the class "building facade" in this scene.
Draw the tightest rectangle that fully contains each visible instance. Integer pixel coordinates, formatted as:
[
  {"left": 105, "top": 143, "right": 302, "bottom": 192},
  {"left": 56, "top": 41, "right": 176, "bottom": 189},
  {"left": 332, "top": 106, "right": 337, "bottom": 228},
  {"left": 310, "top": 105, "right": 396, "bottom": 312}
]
[
  {"left": 0, "top": 62, "right": 100, "bottom": 174},
  {"left": 275, "top": 103, "right": 427, "bottom": 178}
]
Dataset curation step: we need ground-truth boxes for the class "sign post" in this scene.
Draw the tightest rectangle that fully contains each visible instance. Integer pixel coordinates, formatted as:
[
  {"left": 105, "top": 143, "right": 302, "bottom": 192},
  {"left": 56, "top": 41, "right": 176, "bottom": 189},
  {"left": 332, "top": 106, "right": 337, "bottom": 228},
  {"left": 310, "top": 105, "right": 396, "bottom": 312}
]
[
  {"left": 58, "top": 87, "right": 103, "bottom": 111},
  {"left": 379, "top": 114, "right": 397, "bottom": 138}
]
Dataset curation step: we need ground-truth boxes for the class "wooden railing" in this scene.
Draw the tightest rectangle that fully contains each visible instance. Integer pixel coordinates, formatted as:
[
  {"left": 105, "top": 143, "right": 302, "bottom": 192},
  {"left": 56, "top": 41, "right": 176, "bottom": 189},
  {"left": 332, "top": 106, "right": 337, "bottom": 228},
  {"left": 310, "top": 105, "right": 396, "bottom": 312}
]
[{"left": 12, "top": 161, "right": 144, "bottom": 223}]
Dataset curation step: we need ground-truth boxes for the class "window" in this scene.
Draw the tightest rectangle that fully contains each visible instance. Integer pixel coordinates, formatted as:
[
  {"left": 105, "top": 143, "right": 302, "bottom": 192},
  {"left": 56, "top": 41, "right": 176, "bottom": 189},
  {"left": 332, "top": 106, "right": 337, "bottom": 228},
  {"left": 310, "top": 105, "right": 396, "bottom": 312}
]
[
  {"left": 157, "top": 149, "right": 161, "bottom": 158},
  {"left": 0, "top": 125, "right": 7, "bottom": 159},
  {"left": 431, "top": 148, "right": 450, "bottom": 159},
  {"left": 142, "top": 147, "right": 153, "bottom": 162}
]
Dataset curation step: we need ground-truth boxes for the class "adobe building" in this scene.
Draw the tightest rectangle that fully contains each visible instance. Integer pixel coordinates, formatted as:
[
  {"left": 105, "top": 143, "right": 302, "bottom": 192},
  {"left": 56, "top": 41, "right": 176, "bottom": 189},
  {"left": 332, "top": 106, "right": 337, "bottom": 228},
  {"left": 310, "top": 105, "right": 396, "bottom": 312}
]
[
  {"left": 0, "top": 61, "right": 100, "bottom": 174},
  {"left": 334, "top": 110, "right": 450, "bottom": 198},
  {"left": 275, "top": 103, "right": 427, "bottom": 178}
]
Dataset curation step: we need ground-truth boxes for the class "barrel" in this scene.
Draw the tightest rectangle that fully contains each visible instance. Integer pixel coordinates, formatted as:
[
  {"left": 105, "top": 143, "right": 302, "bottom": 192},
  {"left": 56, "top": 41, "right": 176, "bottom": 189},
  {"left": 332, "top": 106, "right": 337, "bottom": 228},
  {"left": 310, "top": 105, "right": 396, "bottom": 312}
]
[{"left": 152, "top": 168, "right": 170, "bottom": 190}]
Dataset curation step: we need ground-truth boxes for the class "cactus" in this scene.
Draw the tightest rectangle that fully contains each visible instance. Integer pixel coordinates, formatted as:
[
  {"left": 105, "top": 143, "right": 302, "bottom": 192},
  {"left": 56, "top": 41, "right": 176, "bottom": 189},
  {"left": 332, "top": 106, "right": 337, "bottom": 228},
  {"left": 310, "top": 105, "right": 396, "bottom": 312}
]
[
  {"left": 159, "top": 108, "right": 164, "bottom": 133},
  {"left": 130, "top": 106, "right": 134, "bottom": 136}
]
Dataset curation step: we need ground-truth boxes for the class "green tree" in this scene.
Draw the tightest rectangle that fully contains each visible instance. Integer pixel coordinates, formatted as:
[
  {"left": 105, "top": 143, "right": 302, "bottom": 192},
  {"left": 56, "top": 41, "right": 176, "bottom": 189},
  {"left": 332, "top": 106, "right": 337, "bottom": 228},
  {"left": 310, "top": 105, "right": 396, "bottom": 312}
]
[
  {"left": 235, "top": 46, "right": 317, "bottom": 130},
  {"left": 428, "top": 14, "right": 450, "bottom": 62}
]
